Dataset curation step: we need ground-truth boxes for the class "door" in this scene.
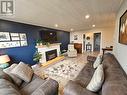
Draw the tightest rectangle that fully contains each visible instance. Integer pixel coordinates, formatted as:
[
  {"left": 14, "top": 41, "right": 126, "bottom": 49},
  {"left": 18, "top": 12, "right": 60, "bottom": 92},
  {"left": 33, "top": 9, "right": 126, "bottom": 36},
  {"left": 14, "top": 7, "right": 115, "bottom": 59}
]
[{"left": 94, "top": 33, "right": 101, "bottom": 51}]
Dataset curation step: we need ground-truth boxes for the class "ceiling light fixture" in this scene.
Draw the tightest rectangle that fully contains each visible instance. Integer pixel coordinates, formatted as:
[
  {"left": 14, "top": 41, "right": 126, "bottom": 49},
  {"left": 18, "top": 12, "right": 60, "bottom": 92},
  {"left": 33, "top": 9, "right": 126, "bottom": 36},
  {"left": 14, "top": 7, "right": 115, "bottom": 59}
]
[
  {"left": 92, "top": 24, "right": 95, "bottom": 27},
  {"left": 54, "top": 24, "right": 58, "bottom": 27},
  {"left": 70, "top": 28, "right": 74, "bottom": 31},
  {"left": 85, "top": 14, "right": 90, "bottom": 19}
]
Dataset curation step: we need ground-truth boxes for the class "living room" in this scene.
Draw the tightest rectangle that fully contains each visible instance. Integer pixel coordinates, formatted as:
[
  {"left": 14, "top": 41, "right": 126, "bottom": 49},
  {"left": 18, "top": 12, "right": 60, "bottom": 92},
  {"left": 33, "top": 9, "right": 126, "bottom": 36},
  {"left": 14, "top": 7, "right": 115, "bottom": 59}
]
[{"left": 0, "top": 0, "right": 127, "bottom": 95}]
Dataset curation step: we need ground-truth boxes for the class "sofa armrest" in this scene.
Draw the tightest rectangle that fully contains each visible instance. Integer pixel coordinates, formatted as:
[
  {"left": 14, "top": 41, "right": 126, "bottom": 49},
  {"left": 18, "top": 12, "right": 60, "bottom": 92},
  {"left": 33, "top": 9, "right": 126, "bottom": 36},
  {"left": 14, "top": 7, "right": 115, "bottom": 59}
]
[
  {"left": 31, "top": 78, "right": 59, "bottom": 95},
  {"left": 87, "top": 56, "right": 96, "bottom": 64},
  {"left": 64, "top": 80, "right": 98, "bottom": 95}
]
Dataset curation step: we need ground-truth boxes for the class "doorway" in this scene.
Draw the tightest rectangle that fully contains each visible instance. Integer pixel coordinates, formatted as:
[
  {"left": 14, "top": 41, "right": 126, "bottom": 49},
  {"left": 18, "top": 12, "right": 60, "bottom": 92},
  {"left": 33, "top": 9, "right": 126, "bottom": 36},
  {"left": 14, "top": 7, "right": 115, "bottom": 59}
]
[
  {"left": 93, "top": 33, "right": 101, "bottom": 51},
  {"left": 83, "top": 34, "right": 86, "bottom": 51}
]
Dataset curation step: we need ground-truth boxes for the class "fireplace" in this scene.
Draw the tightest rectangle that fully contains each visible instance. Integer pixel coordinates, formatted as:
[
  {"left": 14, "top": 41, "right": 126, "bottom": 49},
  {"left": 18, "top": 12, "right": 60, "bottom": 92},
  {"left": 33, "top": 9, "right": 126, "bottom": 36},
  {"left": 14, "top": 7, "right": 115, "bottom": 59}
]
[
  {"left": 46, "top": 49, "right": 57, "bottom": 61},
  {"left": 37, "top": 43, "right": 61, "bottom": 63}
]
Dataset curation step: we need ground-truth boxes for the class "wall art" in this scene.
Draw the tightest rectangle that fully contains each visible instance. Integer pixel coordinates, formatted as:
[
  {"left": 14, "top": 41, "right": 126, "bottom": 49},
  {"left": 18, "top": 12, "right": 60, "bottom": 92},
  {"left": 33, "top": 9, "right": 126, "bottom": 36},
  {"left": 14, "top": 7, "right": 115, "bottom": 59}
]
[{"left": 119, "top": 10, "right": 127, "bottom": 44}]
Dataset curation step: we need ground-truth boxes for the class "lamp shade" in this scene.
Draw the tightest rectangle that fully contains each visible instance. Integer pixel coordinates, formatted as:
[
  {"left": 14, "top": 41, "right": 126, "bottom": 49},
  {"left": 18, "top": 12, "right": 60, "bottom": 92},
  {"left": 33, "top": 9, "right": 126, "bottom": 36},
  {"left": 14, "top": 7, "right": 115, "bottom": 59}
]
[{"left": 0, "top": 55, "right": 10, "bottom": 63}]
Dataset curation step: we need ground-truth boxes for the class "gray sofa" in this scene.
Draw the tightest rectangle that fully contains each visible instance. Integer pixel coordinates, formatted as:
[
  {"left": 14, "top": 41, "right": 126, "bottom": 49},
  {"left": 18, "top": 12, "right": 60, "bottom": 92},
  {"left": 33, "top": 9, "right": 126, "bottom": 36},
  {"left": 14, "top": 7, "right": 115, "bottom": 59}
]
[
  {"left": 64, "top": 53, "right": 127, "bottom": 95},
  {"left": 0, "top": 70, "right": 59, "bottom": 95}
]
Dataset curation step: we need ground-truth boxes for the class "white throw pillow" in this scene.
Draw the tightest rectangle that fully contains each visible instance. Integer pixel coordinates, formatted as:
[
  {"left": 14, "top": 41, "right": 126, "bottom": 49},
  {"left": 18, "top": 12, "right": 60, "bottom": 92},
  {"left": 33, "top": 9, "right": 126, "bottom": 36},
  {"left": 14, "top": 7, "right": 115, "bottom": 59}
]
[
  {"left": 3, "top": 64, "right": 22, "bottom": 86},
  {"left": 93, "top": 54, "right": 102, "bottom": 68},
  {"left": 11, "top": 62, "right": 33, "bottom": 83},
  {"left": 86, "top": 64, "right": 104, "bottom": 92}
]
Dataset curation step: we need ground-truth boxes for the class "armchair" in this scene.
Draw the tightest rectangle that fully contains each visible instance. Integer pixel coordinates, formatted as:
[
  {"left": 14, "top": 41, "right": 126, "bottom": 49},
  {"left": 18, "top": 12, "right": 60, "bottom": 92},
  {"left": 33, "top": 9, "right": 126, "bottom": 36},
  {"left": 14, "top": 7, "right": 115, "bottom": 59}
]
[{"left": 67, "top": 44, "right": 77, "bottom": 57}]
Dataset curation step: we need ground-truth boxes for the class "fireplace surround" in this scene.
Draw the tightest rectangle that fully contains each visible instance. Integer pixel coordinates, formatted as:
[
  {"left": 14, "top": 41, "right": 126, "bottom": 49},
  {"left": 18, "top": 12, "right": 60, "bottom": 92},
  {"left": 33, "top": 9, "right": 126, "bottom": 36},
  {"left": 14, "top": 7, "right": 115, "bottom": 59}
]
[
  {"left": 46, "top": 49, "right": 57, "bottom": 61},
  {"left": 36, "top": 43, "right": 61, "bottom": 63}
]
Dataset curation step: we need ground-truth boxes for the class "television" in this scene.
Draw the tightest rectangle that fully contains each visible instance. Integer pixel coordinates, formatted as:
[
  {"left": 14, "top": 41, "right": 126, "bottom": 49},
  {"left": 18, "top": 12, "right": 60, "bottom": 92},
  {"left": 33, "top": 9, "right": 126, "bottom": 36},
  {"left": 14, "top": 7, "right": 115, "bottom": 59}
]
[{"left": 40, "top": 30, "right": 58, "bottom": 43}]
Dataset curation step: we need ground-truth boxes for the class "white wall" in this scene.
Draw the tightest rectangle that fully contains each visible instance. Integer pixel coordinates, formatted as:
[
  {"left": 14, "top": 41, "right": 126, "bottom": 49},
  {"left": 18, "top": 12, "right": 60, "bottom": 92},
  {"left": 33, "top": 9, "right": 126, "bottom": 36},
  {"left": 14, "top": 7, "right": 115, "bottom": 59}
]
[
  {"left": 70, "top": 32, "right": 83, "bottom": 43},
  {"left": 113, "top": 0, "right": 127, "bottom": 73},
  {"left": 70, "top": 32, "right": 84, "bottom": 52},
  {"left": 84, "top": 31, "right": 102, "bottom": 51},
  {"left": 70, "top": 27, "right": 115, "bottom": 52}
]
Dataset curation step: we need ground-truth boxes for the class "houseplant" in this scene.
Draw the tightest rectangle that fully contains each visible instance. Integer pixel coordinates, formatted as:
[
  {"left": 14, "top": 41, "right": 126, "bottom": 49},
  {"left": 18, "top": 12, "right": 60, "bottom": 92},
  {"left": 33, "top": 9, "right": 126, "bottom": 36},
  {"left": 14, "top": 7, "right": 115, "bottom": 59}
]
[
  {"left": 45, "top": 42, "right": 50, "bottom": 47},
  {"left": 33, "top": 51, "right": 42, "bottom": 66},
  {"left": 36, "top": 39, "right": 42, "bottom": 46}
]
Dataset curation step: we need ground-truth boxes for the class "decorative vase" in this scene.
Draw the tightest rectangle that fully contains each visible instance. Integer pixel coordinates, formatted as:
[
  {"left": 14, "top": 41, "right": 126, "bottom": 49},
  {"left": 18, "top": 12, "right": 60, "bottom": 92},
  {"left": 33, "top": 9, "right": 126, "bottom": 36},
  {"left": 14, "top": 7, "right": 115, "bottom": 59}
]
[
  {"left": 36, "top": 43, "right": 40, "bottom": 46},
  {"left": 40, "top": 43, "right": 43, "bottom": 46}
]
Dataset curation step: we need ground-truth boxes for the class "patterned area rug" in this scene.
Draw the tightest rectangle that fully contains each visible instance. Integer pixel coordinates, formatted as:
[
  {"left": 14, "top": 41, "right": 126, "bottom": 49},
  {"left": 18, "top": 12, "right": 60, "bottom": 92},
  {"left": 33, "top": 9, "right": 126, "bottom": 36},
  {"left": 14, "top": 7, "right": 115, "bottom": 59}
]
[
  {"left": 44, "top": 60, "right": 84, "bottom": 78},
  {"left": 33, "top": 53, "right": 98, "bottom": 95},
  {"left": 41, "top": 55, "right": 86, "bottom": 95}
]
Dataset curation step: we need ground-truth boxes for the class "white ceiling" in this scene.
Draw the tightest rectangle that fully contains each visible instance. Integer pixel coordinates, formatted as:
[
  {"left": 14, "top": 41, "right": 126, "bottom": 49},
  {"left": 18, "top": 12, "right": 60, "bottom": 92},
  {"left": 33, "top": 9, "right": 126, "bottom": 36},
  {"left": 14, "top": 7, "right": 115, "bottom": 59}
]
[{"left": 0, "top": 0, "right": 124, "bottom": 31}]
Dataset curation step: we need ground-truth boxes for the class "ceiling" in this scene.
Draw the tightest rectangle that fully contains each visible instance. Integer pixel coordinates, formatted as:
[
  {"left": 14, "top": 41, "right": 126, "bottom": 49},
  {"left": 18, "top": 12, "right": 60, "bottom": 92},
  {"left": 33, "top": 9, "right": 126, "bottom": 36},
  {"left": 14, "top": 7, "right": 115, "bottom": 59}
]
[{"left": 0, "top": 0, "right": 124, "bottom": 32}]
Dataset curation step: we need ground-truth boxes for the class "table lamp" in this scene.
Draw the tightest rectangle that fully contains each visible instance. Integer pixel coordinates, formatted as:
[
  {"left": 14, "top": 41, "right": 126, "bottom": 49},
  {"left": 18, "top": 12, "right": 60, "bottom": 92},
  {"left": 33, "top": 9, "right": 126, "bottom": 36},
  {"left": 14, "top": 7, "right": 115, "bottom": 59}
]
[{"left": 0, "top": 55, "right": 10, "bottom": 64}]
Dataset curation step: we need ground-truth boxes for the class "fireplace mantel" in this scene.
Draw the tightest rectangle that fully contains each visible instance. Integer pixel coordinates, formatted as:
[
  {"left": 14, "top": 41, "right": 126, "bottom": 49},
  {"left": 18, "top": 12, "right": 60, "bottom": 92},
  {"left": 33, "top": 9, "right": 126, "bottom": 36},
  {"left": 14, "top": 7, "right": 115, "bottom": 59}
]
[
  {"left": 36, "top": 43, "right": 61, "bottom": 63},
  {"left": 36, "top": 43, "right": 61, "bottom": 48}
]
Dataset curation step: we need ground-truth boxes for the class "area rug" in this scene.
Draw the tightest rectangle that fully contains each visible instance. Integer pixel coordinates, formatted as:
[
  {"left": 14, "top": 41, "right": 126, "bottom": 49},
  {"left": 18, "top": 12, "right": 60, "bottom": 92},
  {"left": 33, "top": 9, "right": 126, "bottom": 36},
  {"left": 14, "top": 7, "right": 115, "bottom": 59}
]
[{"left": 41, "top": 56, "right": 86, "bottom": 95}]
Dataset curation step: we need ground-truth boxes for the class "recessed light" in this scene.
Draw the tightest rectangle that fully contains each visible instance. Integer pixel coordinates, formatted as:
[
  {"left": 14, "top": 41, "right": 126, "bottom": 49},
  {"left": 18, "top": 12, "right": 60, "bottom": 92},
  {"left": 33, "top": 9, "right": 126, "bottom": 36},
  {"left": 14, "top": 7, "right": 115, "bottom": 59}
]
[
  {"left": 70, "top": 28, "right": 74, "bottom": 31},
  {"left": 54, "top": 24, "right": 58, "bottom": 27},
  {"left": 92, "top": 24, "right": 95, "bottom": 27},
  {"left": 85, "top": 14, "right": 90, "bottom": 19}
]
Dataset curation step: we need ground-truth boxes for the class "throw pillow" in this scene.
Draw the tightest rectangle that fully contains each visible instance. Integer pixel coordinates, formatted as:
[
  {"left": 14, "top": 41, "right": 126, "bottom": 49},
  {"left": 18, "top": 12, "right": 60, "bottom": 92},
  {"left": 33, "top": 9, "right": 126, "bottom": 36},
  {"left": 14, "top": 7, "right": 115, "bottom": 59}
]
[
  {"left": 11, "top": 62, "right": 34, "bottom": 83},
  {"left": 0, "top": 63, "right": 9, "bottom": 69},
  {"left": 86, "top": 64, "right": 104, "bottom": 92},
  {"left": 93, "top": 54, "right": 102, "bottom": 68},
  {"left": 3, "top": 64, "right": 22, "bottom": 86}
]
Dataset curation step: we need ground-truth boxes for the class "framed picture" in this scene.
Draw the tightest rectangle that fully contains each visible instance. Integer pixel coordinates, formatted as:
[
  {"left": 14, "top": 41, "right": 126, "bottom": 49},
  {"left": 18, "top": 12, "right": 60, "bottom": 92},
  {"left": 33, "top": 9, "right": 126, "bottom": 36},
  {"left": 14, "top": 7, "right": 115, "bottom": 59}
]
[
  {"left": 10, "top": 33, "right": 19, "bottom": 36},
  {"left": 0, "top": 32, "right": 28, "bottom": 48},
  {"left": 119, "top": 10, "right": 127, "bottom": 45},
  {"left": 0, "top": 32, "right": 10, "bottom": 41},
  {"left": 0, "top": 41, "right": 20, "bottom": 48},
  {"left": 74, "top": 35, "right": 78, "bottom": 40},
  {"left": 20, "top": 33, "right": 27, "bottom": 40},
  {"left": 10, "top": 33, "right": 20, "bottom": 41},
  {"left": 20, "top": 41, "right": 28, "bottom": 46}
]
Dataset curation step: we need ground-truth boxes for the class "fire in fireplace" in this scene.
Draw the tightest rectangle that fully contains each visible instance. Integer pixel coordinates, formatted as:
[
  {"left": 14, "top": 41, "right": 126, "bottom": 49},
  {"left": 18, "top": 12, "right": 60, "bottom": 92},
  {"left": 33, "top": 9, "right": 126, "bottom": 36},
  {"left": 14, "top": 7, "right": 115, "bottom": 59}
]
[{"left": 45, "top": 49, "right": 57, "bottom": 61}]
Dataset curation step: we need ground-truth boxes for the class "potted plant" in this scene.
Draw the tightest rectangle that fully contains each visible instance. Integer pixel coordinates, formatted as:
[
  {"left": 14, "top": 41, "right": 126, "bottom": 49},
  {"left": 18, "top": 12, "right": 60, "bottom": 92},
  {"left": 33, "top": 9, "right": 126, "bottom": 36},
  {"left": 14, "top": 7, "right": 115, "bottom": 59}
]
[
  {"left": 45, "top": 42, "right": 50, "bottom": 47},
  {"left": 36, "top": 39, "right": 42, "bottom": 46},
  {"left": 33, "top": 51, "right": 42, "bottom": 66},
  {"left": 41, "top": 41, "right": 51, "bottom": 47}
]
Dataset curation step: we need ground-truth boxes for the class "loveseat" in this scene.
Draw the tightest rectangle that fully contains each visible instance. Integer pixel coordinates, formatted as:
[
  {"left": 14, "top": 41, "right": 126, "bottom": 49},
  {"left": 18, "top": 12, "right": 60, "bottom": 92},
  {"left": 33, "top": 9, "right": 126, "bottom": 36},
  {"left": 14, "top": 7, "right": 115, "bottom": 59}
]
[
  {"left": 0, "top": 69, "right": 59, "bottom": 95},
  {"left": 64, "top": 53, "right": 127, "bottom": 95}
]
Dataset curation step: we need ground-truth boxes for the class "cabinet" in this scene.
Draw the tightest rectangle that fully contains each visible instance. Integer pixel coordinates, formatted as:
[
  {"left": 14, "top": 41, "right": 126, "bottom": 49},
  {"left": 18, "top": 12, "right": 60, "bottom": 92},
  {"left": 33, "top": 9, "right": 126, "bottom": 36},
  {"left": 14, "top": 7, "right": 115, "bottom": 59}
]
[{"left": 74, "top": 43, "right": 82, "bottom": 53}]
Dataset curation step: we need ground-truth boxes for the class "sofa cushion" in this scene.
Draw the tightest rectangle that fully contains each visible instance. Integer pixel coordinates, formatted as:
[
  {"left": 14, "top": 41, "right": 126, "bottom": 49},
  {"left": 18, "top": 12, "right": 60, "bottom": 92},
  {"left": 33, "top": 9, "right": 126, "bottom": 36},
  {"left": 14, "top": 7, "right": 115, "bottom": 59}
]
[
  {"left": 93, "top": 54, "right": 102, "bottom": 68},
  {"left": 102, "top": 81, "right": 127, "bottom": 95},
  {"left": 20, "top": 74, "right": 45, "bottom": 95},
  {"left": 74, "top": 63, "right": 95, "bottom": 87},
  {"left": 101, "top": 53, "right": 127, "bottom": 95},
  {"left": 31, "top": 78, "right": 59, "bottom": 95},
  {"left": 11, "top": 62, "right": 34, "bottom": 82},
  {"left": 0, "top": 63, "right": 9, "bottom": 69},
  {"left": 105, "top": 67, "right": 126, "bottom": 82},
  {"left": 64, "top": 80, "right": 98, "bottom": 95},
  {"left": 3, "top": 64, "right": 22, "bottom": 86},
  {"left": 86, "top": 64, "right": 104, "bottom": 92},
  {"left": 102, "top": 53, "right": 120, "bottom": 70},
  {"left": 0, "top": 79, "right": 21, "bottom": 95}
]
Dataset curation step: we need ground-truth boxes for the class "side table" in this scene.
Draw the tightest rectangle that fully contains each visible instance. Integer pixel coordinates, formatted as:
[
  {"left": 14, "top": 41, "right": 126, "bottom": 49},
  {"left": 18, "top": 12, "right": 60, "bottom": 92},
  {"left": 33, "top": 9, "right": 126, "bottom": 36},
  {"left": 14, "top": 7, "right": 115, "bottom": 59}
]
[{"left": 86, "top": 44, "right": 92, "bottom": 52}]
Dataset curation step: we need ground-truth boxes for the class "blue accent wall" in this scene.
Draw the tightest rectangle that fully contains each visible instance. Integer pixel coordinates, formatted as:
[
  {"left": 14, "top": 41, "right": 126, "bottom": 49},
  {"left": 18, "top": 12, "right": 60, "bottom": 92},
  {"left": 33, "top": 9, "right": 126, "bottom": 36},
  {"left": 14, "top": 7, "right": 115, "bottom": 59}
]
[
  {"left": 0, "top": 19, "right": 70, "bottom": 65},
  {"left": 57, "top": 31, "right": 70, "bottom": 51}
]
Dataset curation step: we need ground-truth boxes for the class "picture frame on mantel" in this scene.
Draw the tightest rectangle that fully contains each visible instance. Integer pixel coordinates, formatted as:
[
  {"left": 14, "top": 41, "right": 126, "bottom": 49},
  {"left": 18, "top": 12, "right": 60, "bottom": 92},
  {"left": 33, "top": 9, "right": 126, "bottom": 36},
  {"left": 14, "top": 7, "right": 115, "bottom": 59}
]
[{"left": 119, "top": 10, "right": 127, "bottom": 45}]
